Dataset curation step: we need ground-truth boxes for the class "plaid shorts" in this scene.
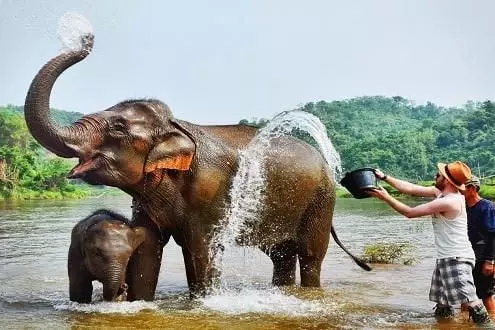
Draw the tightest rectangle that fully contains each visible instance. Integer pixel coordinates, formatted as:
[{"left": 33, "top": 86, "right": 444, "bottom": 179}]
[{"left": 429, "top": 258, "right": 478, "bottom": 306}]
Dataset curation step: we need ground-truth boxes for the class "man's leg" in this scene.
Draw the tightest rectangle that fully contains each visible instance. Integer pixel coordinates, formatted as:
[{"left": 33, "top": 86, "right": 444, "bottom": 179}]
[
  {"left": 429, "top": 260, "right": 455, "bottom": 318},
  {"left": 446, "top": 259, "right": 493, "bottom": 325},
  {"left": 476, "top": 260, "right": 495, "bottom": 313},
  {"left": 484, "top": 297, "right": 495, "bottom": 313},
  {"left": 462, "top": 260, "right": 485, "bottom": 312}
]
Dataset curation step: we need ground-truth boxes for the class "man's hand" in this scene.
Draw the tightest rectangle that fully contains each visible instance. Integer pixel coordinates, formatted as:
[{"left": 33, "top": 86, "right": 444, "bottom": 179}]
[
  {"left": 373, "top": 169, "right": 387, "bottom": 180},
  {"left": 366, "top": 186, "right": 390, "bottom": 200},
  {"left": 482, "top": 261, "right": 495, "bottom": 277}
]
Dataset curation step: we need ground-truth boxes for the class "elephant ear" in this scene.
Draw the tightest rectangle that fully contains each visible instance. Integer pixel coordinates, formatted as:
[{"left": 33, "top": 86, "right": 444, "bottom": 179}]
[
  {"left": 130, "top": 227, "right": 146, "bottom": 250},
  {"left": 144, "top": 126, "right": 195, "bottom": 172}
]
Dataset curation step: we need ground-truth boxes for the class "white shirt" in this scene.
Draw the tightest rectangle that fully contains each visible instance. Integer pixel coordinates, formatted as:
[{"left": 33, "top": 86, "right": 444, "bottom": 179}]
[{"left": 432, "top": 193, "right": 475, "bottom": 259}]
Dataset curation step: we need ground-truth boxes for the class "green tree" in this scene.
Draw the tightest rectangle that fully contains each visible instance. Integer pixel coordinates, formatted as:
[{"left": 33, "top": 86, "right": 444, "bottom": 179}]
[
  {"left": 239, "top": 96, "right": 495, "bottom": 181},
  {"left": 0, "top": 106, "right": 89, "bottom": 199}
]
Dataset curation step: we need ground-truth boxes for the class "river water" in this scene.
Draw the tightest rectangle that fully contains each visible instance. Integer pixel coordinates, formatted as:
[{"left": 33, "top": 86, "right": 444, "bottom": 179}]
[{"left": 0, "top": 194, "right": 480, "bottom": 329}]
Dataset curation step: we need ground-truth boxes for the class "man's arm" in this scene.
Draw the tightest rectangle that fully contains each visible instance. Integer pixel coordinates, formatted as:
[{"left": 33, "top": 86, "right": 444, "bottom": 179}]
[
  {"left": 482, "top": 233, "right": 495, "bottom": 261},
  {"left": 368, "top": 187, "right": 454, "bottom": 218},
  {"left": 374, "top": 169, "right": 438, "bottom": 198}
]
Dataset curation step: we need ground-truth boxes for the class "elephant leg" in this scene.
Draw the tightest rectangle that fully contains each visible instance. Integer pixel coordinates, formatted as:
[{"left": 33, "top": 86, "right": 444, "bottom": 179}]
[
  {"left": 182, "top": 246, "right": 211, "bottom": 296},
  {"left": 68, "top": 264, "right": 93, "bottom": 303},
  {"left": 297, "top": 191, "right": 332, "bottom": 287},
  {"left": 298, "top": 255, "right": 324, "bottom": 287},
  {"left": 126, "top": 224, "right": 164, "bottom": 301},
  {"left": 68, "top": 245, "right": 93, "bottom": 303},
  {"left": 267, "top": 242, "right": 297, "bottom": 286}
]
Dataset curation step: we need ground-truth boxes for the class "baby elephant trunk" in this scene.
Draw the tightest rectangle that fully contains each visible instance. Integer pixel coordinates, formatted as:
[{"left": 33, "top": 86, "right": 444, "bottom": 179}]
[{"left": 102, "top": 262, "right": 127, "bottom": 301}]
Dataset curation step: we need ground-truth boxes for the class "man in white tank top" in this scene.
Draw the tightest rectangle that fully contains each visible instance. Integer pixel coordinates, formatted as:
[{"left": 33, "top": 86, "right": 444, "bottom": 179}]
[{"left": 369, "top": 161, "right": 492, "bottom": 326}]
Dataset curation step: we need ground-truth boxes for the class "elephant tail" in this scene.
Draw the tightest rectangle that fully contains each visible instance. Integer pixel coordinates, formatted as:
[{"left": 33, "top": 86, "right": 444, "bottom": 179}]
[{"left": 331, "top": 226, "right": 372, "bottom": 271}]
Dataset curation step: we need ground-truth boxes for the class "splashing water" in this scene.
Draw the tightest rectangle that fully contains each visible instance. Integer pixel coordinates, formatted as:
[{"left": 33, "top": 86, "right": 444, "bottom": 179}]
[
  {"left": 54, "top": 301, "right": 159, "bottom": 314},
  {"left": 211, "top": 110, "right": 342, "bottom": 294},
  {"left": 57, "top": 12, "right": 93, "bottom": 53},
  {"left": 261, "top": 110, "right": 342, "bottom": 178},
  {"left": 200, "top": 287, "right": 327, "bottom": 316}
]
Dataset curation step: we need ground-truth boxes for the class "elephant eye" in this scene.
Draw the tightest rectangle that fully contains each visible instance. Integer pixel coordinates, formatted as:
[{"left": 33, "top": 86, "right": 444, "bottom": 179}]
[
  {"left": 93, "top": 247, "right": 104, "bottom": 257},
  {"left": 111, "top": 121, "right": 127, "bottom": 135}
]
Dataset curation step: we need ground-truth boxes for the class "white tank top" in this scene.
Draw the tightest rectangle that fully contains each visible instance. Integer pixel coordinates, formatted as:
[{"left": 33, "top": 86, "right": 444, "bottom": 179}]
[{"left": 432, "top": 193, "right": 475, "bottom": 259}]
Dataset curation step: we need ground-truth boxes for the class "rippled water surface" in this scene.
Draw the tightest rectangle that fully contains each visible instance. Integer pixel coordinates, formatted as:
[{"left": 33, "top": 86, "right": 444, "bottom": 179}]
[{"left": 0, "top": 195, "right": 481, "bottom": 329}]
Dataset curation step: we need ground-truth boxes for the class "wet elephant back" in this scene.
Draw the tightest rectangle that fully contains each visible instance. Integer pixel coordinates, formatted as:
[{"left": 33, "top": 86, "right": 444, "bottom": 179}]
[
  {"left": 240, "top": 136, "right": 334, "bottom": 246},
  {"left": 199, "top": 124, "right": 259, "bottom": 149}
]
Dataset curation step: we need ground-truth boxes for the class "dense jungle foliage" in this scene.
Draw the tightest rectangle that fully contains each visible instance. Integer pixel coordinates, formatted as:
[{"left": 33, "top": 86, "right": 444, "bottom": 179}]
[
  {"left": 2, "top": 96, "right": 495, "bottom": 200},
  {"left": 0, "top": 104, "right": 91, "bottom": 199},
  {"left": 241, "top": 96, "right": 495, "bottom": 182}
]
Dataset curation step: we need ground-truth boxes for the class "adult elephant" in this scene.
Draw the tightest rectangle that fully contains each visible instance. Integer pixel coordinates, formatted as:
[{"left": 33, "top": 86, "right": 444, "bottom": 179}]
[{"left": 24, "top": 34, "right": 370, "bottom": 301}]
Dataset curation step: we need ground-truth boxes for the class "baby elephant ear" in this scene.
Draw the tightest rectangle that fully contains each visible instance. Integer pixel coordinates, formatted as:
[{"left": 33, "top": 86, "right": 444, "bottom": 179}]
[
  {"left": 144, "top": 131, "right": 195, "bottom": 172},
  {"left": 131, "top": 227, "right": 146, "bottom": 249}
]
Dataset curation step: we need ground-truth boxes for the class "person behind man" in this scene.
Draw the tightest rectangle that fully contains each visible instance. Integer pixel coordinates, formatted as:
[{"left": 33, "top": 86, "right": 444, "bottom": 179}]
[
  {"left": 464, "top": 175, "right": 495, "bottom": 313},
  {"left": 368, "top": 161, "right": 492, "bottom": 325}
]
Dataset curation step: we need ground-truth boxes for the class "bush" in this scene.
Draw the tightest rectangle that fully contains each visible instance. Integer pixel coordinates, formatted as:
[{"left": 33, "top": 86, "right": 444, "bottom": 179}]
[{"left": 360, "top": 242, "right": 416, "bottom": 265}]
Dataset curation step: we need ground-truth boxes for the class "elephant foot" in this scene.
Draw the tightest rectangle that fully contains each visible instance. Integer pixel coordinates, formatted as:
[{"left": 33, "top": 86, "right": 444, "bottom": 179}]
[
  {"left": 272, "top": 273, "right": 296, "bottom": 286},
  {"left": 271, "top": 258, "right": 297, "bottom": 286},
  {"left": 299, "top": 255, "right": 322, "bottom": 287},
  {"left": 268, "top": 242, "right": 297, "bottom": 287},
  {"left": 188, "top": 281, "right": 210, "bottom": 298}
]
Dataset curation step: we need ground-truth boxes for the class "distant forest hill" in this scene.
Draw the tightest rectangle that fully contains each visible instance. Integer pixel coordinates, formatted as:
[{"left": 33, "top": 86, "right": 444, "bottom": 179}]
[
  {"left": 240, "top": 96, "right": 495, "bottom": 181},
  {"left": 4, "top": 104, "right": 84, "bottom": 125},
  {"left": 3, "top": 96, "right": 495, "bottom": 182}
]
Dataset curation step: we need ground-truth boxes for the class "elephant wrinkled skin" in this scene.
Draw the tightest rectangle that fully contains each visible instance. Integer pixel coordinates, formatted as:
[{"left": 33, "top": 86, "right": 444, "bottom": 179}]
[
  {"left": 25, "top": 33, "right": 370, "bottom": 301},
  {"left": 68, "top": 209, "right": 145, "bottom": 303}
]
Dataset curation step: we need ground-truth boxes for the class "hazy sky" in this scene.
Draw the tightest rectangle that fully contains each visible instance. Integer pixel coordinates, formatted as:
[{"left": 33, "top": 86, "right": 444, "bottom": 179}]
[{"left": 1, "top": 0, "right": 495, "bottom": 124}]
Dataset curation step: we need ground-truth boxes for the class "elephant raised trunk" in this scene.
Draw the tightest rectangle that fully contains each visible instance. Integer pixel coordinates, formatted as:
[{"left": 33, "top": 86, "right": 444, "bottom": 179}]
[{"left": 24, "top": 34, "right": 94, "bottom": 158}]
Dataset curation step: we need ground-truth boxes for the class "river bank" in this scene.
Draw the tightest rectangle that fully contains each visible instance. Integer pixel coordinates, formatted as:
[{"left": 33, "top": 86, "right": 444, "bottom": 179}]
[
  {"left": 0, "top": 185, "right": 125, "bottom": 201},
  {"left": 337, "top": 182, "right": 495, "bottom": 200},
  {"left": 3, "top": 184, "right": 494, "bottom": 201}
]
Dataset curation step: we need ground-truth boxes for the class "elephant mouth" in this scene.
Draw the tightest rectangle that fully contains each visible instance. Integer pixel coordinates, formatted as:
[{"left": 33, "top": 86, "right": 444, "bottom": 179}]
[
  {"left": 67, "top": 157, "right": 104, "bottom": 184},
  {"left": 68, "top": 158, "right": 97, "bottom": 179}
]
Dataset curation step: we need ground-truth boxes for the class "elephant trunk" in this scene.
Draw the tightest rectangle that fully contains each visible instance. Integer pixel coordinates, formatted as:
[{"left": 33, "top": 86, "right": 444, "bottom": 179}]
[
  {"left": 102, "top": 262, "right": 127, "bottom": 301},
  {"left": 24, "top": 34, "right": 94, "bottom": 158}
]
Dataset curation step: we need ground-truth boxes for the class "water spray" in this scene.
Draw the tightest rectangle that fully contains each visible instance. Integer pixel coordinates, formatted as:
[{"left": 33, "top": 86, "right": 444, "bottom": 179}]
[
  {"left": 57, "top": 12, "right": 93, "bottom": 53},
  {"left": 211, "top": 110, "right": 342, "bottom": 290}
]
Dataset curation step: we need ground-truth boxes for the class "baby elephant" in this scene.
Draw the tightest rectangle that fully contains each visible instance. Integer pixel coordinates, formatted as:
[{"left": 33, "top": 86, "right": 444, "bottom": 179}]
[{"left": 68, "top": 209, "right": 145, "bottom": 303}]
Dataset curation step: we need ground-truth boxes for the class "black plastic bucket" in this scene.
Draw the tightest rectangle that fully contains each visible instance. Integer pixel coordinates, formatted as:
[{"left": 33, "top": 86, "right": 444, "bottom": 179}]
[{"left": 339, "top": 168, "right": 378, "bottom": 199}]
